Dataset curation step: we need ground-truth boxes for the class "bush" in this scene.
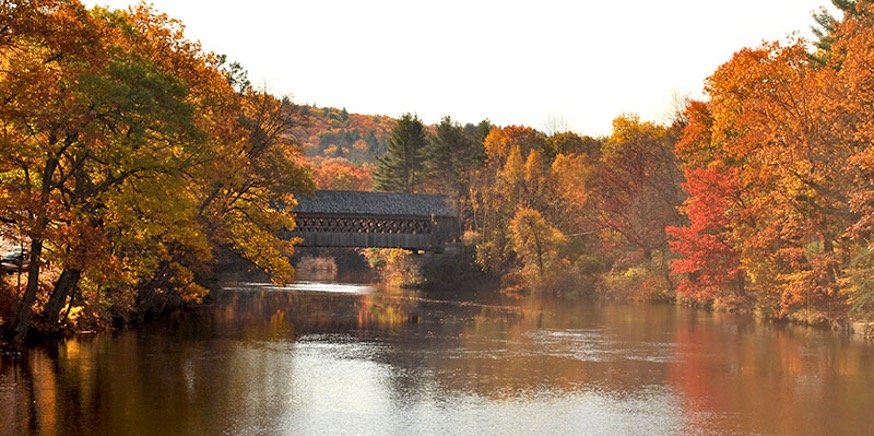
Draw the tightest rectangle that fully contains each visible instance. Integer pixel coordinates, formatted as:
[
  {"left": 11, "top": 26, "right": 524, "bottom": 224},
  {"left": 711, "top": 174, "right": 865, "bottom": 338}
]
[
  {"left": 597, "top": 263, "right": 673, "bottom": 302},
  {"left": 847, "top": 248, "right": 874, "bottom": 321},
  {"left": 419, "top": 244, "right": 497, "bottom": 291},
  {"left": 363, "top": 248, "right": 421, "bottom": 288}
]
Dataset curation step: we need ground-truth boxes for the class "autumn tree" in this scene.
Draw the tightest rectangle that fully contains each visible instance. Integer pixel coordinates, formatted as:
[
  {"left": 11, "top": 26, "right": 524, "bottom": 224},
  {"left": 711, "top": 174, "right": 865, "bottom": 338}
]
[
  {"left": 0, "top": 1, "right": 213, "bottom": 338},
  {"left": 312, "top": 157, "right": 374, "bottom": 190},
  {"left": 473, "top": 126, "right": 550, "bottom": 273},
  {"left": 592, "top": 116, "right": 684, "bottom": 274},
  {"left": 665, "top": 2, "right": 874, "bottom": 318},
  {"left": 666, "top": 165, "right": 745, "bottom": 304},
  {"left": 374, "top": 113, "right": 427, "bottom": 193},
  {"left": 0, "top": 2, "right": 312, "bottom": 339},
  {"left": 117, "top": 7, "right": 311, "bottom": 319},
  {"left": 823, "top": 0, "right": 874, "bottom": 319},
  {"left": 549, "top": 151, "right": 597, "bottom": 233},
  {"left": 470, "top": 125, "right": 603, "bottom": 293},
  {"left": 509, "top": 207, "right": 565, "bottom": 286}
]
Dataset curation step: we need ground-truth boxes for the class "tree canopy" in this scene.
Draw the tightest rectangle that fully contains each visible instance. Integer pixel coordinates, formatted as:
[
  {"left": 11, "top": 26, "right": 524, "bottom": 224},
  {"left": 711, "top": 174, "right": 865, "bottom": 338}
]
[{"left": 0, "top": 0, "right": 311, "bottom": 340}]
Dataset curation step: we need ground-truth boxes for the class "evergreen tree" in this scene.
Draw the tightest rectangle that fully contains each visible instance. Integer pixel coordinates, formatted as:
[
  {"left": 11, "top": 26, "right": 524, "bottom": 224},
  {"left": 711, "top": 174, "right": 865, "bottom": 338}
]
[
  {"left": 426, "top": 116, "right": 487, "bottom": 223},
  {"left": 464, "top": 119, "right": 493, "bottom": 146},
  {"left": 810, "top": 0, "right": 859, "bottom": 67},
  {"left": 374, "top": 113, "right": 428, "bottom": 193}
]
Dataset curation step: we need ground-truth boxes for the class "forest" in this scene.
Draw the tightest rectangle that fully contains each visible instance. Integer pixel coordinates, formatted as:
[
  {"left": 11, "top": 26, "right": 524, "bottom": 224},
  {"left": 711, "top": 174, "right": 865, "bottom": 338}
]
[{"left": 2, "top": 0, "right": 874, "bottom": 342}]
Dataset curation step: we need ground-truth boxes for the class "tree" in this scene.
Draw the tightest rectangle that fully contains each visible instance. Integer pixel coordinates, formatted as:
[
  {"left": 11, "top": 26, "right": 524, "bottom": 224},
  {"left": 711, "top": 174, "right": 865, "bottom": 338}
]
[
  {"left": 592, "top": 115, "right": 684, "bottom": 266},
  {"left": 509, "top": 207, "right": 565, "bottom": 284},
  {"left": 550, "top": 152, "right": 597, "bottom": 233},
  {"left": 547, "top": 132, "right": 600, "bottom": 158},
  {"left": 666, "top": 3, "right": 874, "bottom": 317},
  {"left": 471, "top": 125, "right": 598, "bottom": 291},
  {"left": 374, "top": 113, "right": 428, "bottom": 193},
  {"left": 810, "top": 0, "right": 860, "bottom": 67},
  {"left": 426, "top": 116, "right": 485, "bottom": 224},
  {"left": 482, "top": 125, "right": 549, "bottom": 167},
  {"left": 667, "top": 164, "right": 745, "bottom": 303},
  {"left": 0, "top": 2, "right": 208, "bottom": 338},
  {"left": 312, "top": 157, "right": 373, "bottom": 190},
  {"left": 542, "top": 114, "right": 571, "bottom": 136},
  {"left": 473, "top": 126, "right": 549, "bottom": 273},
  {"left": 704, "top": 39, "right": 857, "bottom": 315},
  {"left": 0, "top": 2, "right": 313, "bottom": 339},
  {"left": 463, "top": 119, "right": 493, "bottom": 146}
]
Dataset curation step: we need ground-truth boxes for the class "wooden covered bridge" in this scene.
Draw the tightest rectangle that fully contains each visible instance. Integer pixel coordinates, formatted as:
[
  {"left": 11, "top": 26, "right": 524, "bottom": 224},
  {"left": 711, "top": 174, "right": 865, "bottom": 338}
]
[{"left": 287, "top": 190, "right": 459, "bottom": 252}]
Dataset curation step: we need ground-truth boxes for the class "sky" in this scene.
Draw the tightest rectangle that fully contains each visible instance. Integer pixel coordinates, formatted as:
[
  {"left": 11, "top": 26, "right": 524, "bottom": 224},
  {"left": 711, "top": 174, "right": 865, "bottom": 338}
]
[{"left": 84, "top": 0, "right": 835, "bottom": 136}]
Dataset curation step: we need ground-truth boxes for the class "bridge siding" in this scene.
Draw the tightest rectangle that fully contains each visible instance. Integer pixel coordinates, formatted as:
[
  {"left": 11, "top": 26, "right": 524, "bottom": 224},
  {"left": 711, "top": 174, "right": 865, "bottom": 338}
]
[
  {"left": 291, "top": 231, "right": 431, "bottom": 250},
  {"left": 287, "top": 191, "right": 459, "bottom": 252}
]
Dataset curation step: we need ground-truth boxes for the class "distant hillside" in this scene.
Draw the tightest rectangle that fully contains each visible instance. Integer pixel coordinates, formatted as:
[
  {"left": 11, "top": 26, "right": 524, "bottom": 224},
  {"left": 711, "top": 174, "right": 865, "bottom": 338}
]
[{"left": 289, "top": 105, "right": 395, "bottom": 164}]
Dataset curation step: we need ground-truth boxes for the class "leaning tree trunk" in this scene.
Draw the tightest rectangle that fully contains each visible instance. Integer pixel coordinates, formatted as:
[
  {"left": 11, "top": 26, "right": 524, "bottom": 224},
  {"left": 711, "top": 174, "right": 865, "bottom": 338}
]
[
  {"left": 135, "top": 260, "right": 173, "bottom": 320},
  {"left": 42, "top": 268, "right": 82, "bottom": 329}
]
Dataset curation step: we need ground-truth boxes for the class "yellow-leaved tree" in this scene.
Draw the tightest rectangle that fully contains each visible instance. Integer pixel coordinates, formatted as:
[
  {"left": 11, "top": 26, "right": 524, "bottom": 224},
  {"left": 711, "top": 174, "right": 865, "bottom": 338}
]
[{"left": 0, "top": 1, "right": 311, "bottom": 340}]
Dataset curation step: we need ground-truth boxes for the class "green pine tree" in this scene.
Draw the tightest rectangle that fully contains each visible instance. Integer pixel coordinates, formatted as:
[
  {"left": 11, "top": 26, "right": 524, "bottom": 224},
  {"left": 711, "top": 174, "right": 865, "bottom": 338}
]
[
  {"left": 374, "top": 113, "right": 428, "bottom": 193},
  {"left": 810, "top": 0, "right": 860, "bottom": 68},
  {"left": 424, "top": 117, "right": 489, "bottom": 227},
  {"left": 426, "top": 116, "right": 487, "bottom": 213}
]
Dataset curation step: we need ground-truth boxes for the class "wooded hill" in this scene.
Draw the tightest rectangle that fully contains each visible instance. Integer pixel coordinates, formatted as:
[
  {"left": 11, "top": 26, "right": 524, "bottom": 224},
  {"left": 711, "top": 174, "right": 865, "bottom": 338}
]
[{"left": 290, "top": 105, "right": 394, "bottom": 164}]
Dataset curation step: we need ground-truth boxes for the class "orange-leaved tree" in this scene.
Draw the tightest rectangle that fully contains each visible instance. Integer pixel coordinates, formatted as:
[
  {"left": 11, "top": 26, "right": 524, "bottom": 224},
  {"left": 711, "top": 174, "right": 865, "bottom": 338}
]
[
  {"left": 591, "top": 115, "right": 684, "bottom": 295},
  {"left": 669, "top": 2, "right": 874, "bottom": 317}
]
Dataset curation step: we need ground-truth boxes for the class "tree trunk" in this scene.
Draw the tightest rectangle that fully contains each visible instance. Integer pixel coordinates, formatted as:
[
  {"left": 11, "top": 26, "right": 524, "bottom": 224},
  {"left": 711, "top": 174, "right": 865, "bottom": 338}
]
[
  {"left": 530, "top": 222, "right": 545, "bottom": 279},
  {"left": 12, "top": 239, "right": 44, "bottom": 341},
  {"left": 13, "top": 155, "right": 58, "bottom": 341},
  {"left": 42, "top": 268, "right": 82, "bottom": 328},
  {"left": 135, "top": 260, "right": 172, "bottom": 320}
]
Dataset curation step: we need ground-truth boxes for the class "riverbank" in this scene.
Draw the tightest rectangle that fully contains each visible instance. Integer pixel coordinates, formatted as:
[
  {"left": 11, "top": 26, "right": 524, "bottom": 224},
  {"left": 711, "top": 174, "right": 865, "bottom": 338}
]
[
  {"left": 345, "top": 245, "right": 874, "bottom": 339},
  {"left": 2, "top": 241, "right": 870, "bottom": 345},
  {"left": 4, "top": 283, "right": 874, "bottom": 435}
]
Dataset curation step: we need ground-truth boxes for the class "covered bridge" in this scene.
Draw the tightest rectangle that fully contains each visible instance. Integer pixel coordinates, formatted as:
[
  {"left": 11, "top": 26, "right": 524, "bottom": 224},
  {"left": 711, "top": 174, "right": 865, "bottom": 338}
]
[{"left": 287, "top": 190, "right": 459, "bottom": 252}]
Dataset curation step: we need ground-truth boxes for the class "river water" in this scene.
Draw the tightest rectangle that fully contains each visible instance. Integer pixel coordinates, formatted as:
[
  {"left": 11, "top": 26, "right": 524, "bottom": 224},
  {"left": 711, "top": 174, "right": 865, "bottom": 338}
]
[{"left": 2, "top": 280, "right": 874, "bottom": 435}]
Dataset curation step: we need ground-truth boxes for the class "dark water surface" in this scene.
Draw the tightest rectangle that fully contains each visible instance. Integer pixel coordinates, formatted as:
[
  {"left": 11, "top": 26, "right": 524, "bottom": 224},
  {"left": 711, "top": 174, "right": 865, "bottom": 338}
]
[{"left": 3, "top": 281, "right": 874, "bottom": 435}]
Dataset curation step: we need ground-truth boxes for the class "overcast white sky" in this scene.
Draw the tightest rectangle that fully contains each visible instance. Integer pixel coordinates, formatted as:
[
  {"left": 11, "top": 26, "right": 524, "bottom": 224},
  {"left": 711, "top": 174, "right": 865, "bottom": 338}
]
[{"left": 85, "top": 0, "right": 834, "bottom": 136}]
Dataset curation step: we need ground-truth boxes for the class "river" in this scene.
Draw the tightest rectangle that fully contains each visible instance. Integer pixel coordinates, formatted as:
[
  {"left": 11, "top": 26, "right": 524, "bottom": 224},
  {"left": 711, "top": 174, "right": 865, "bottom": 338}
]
[{"left": 2, "top": 280, "right": 874, "bottom": 435}]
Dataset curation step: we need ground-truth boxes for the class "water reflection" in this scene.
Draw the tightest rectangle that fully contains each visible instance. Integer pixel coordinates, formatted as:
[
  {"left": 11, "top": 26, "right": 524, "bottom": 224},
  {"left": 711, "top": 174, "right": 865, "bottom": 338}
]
[
  {"left": 224, "top": 281, "right": 377, "bottom": 295},
  {"left": 2, "top": 282, "right": 874, "bottom": 435}
]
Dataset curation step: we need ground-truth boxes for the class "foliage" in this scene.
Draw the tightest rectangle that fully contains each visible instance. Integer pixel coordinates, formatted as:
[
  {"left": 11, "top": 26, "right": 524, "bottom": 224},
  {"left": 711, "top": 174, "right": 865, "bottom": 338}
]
[
  {"left": 362, "top": 248, "right": 421, "bottom": 288},
  {"left": 810, "top": 0, "right": 861, "bottom": 67},
  {"left": 846, "top": 248, "right": 874, "bottom": 321},
  {"left": 664, "top": 1, "right": 874, "bottom": 321},
  {"left": 593, "top": 115, "right": 684, "bottom": 262},
  {"left": 311, "top": 157, "right": 374, "bottom": 190},
  {"left": 598, "top": 262, "right": 673, "bottom": 302},
  {"left": 0, "top": 1, "right": 312, "bottom": 340},
  {"left": 508, "top": 207, "right": 565, "bottom": 286},
  {"left": 667, "top": 163, "right": 744, "bottom": 303},
  {"left": 289, "top": 106, "right": 393, "bottom": 164},
  {"left": 7, "top": 0, "right": 874, "bottom": 339},
  {"left": 584, "top": 115, "right": 685, "bottom": 302},
  {"left": 547, "top": 132, "right": 601, "bottom": 158},
  {"left": 471, "top": 126, "right": 606, "bottom": 294}
]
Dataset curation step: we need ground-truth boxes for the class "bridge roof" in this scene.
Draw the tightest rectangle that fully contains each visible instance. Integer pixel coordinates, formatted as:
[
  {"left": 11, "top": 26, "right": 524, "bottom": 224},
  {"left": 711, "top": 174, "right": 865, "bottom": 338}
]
[{"left": 293, "top": 190, "right": 455, "bottom": 217}]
